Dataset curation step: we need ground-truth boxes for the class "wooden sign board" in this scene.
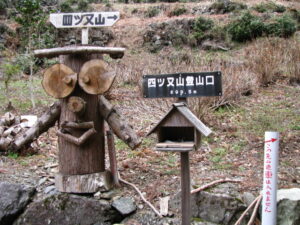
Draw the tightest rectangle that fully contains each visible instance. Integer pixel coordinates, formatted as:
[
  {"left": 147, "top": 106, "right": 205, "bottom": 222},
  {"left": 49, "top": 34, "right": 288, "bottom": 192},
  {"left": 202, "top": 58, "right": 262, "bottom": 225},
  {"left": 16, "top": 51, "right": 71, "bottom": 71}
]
[
  {"left": 50, "top": 12, "right": 120, "bottom": 28},
  {"left": 143, "top": 71, "right": 222, "bottom": 98}
]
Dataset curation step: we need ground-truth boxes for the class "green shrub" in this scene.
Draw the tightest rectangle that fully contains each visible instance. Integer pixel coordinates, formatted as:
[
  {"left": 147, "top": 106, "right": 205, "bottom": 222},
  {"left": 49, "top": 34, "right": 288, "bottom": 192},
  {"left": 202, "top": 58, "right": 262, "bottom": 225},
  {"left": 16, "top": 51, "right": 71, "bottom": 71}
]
[
  {"left": 77, "top": 0, "right": 90, "bottom": 12},
  {"left": 0, "top": 0, "right": 7, "bottom": 11},
  {"left": 228, "top": 12, "right": 265, "bottom": 42},
  {"left": 168, "top": 6, "right": 187, "bottom": 17},
  {"left": 131, "top": 8, "right": 139, "bottom": 14},
  {"left": 171, "top": 31, "right": 187, "bottom": 46},
  {"left": 206, "top": 25, "right": 228, "bottom": 42},
  {"left": 266, "top": 15, "right": 297, "bottom": 38},
  {"left": 193, "top": 17, "right": 214, "bottom": 32},
  {"left": 288, "top": 9, "right": 300, "bottom": 23},
  {"left": 145, "top": 6, "right": 160, "bottom": 18},
  {"left": 59, "top": 1, "right": 73, "bottom": 12},
  {"left": 192, "top": 16, "right": 214, "bottom": 42},
  {"left": 253, "top": 2, "right": 286, "bottom": 13},
  {"left": 210, "top": 0, "right": 247, "bottom": 14}
]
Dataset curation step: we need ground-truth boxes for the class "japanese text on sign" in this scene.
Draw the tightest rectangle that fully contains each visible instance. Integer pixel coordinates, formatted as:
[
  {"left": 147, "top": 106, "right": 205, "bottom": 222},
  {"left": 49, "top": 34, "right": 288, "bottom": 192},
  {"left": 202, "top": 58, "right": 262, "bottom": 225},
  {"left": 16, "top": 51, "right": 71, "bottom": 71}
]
[
  {"left": 50, "top": 12, "right": 120, "bottom": 28},
  {"left": 261, "top": 132, "right": 279, "bottom": 225},
  {"left": 264, "top": 142, "right": 273, "bottom": 213},
  {"left": 143, "top": 72, "right": 222, "bottom": 98}
]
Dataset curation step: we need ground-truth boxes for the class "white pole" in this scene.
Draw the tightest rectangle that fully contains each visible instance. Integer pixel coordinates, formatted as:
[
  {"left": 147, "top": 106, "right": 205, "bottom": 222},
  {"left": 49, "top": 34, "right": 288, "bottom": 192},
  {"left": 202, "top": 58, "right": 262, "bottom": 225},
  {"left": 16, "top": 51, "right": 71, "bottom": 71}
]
[{"left": 261, "top": 131, "right": 279, "bottom": 225}]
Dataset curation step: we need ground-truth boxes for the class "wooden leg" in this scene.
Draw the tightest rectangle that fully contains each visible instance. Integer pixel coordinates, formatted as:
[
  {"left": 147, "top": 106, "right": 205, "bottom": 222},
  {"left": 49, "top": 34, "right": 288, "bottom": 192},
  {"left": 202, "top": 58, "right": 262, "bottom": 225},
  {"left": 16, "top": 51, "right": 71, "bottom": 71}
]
[
  {"left": 181, "top": 152, "right": 191, "bottom": 225},
  {"left": 106, "top": 129, "right": 120, "bottom": 187}
]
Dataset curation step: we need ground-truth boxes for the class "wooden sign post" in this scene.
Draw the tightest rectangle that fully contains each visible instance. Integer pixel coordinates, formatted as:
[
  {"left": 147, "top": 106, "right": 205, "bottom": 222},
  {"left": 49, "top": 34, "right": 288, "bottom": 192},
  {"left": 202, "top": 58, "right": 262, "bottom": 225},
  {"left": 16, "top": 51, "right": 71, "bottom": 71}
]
[
  {"left": 31, "top": 11, "right": 141, "bottom": 193},
  {"left": 144, "top": 72, "right": 221, "bottom": 225}
]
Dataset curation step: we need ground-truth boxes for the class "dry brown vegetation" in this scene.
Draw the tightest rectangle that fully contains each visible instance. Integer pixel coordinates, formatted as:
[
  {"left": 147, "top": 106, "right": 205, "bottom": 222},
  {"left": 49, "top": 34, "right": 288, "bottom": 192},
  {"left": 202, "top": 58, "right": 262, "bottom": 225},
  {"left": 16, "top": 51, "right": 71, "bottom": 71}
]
[{"left": 109, "top": 34, "right": 299, "bottom": 119}]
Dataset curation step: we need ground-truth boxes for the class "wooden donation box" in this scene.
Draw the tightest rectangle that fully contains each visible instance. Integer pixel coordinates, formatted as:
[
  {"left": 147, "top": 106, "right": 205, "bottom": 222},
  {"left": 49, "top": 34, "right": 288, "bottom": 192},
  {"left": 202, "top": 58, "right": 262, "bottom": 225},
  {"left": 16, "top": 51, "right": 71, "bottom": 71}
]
[
  {"left": 147, "top": 102, "right": 211, "bottom": 152},
  {"left": 147, "top": 102, "right": 212, "bottom": 225}
]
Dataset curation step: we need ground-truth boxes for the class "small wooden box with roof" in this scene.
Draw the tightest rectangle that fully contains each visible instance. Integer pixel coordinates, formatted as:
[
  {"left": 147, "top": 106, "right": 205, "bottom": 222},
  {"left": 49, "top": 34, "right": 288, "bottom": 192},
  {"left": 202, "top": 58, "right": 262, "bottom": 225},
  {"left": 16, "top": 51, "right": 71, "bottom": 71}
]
[{"left": 147, "top": 102, "right": 212, "bottom": 152}]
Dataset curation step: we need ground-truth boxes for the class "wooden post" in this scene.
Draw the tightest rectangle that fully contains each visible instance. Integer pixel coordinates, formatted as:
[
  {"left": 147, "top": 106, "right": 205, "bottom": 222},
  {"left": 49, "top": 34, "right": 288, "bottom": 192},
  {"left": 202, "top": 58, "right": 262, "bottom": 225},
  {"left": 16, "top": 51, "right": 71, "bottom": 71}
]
[
  {"left": 58, "top": 53, "right": 105, "bottom": 175},
  {"left": 178, "top": 97, "right": 191, "bottom": 225},
  {"left": 181, "top": 151, "right": 191, "bottom": 225},
  {"left": 82, "top": 28, "right": 89, "bottom": 45},
  {"left": 106, "top": 129, "right": 120, "bottom": 187}
]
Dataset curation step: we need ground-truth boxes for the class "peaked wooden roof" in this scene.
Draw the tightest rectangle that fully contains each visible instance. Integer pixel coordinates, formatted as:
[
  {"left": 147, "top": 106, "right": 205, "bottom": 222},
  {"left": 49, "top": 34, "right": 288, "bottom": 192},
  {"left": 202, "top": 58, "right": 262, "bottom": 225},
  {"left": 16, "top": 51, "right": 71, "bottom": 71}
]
[{"left": 147, "top": 102, "right": 212, "bottom": 137}]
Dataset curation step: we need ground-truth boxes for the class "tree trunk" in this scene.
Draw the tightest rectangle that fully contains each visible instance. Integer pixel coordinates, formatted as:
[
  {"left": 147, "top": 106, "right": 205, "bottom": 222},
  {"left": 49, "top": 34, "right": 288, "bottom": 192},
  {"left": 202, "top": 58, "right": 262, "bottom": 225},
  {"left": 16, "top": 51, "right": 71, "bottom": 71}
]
[{"left": 58, "top": 54, "right": 105, "bottom": 175}]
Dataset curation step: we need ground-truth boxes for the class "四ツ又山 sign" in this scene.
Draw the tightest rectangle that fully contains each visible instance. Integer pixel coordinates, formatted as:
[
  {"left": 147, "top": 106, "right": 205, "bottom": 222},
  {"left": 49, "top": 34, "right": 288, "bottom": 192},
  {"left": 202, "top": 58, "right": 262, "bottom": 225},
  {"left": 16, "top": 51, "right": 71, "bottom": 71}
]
[
  {"left": 143, "top": 71, "right": 222, "bottom": 98},
  {"left": 50, "top": 12, "right": 120, "bottom": 28}
]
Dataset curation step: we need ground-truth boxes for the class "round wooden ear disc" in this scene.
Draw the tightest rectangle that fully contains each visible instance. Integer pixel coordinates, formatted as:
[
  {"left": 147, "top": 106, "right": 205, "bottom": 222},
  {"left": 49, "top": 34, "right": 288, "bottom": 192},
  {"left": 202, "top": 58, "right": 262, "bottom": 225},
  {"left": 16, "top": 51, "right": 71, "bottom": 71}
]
[
  {"left": 42, "top": 64, "right": 77, "bottom": 99},
  {"left": 78, "top": 59, "right": 116, "bottom": 95}
]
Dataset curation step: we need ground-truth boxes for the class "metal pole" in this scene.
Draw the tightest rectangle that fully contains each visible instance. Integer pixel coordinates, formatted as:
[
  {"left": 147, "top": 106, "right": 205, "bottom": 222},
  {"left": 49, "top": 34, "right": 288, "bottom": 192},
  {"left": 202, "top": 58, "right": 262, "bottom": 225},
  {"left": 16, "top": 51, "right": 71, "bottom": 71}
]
[{"left": 181, "top": 151, "right": 191, "bottom": 225}]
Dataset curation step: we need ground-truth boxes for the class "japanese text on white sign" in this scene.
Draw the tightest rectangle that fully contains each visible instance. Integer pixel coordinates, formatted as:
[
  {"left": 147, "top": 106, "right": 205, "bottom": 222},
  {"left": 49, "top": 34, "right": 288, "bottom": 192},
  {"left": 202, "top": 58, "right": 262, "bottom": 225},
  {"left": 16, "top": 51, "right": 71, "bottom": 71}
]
[{"left": 50, "top": 12, "right": 120, "bottom": 28}]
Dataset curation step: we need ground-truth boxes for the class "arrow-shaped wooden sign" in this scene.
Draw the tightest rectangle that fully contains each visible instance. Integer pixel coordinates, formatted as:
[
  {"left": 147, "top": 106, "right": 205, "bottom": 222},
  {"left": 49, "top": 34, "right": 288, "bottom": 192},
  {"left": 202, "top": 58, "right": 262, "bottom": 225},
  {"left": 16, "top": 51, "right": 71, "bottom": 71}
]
[{"left": 50, "top": 12, "right": 120, "bottom": 28}]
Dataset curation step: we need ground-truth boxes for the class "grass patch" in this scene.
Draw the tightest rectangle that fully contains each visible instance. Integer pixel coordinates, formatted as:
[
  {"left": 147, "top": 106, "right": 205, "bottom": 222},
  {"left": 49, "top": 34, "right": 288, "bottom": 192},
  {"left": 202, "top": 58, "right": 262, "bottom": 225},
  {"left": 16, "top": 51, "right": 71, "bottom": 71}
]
[
  {"left": 209, "top": 147, "right": 232, "bottom": 169},
  {"left": 7, "top": 152, "right": 19, "bottom": 159},
  {"left": 0, "top": 76, "right": 53, "bottom": 113},
  {"left": 239, "top": 101, "right": 299, "bottom": 137}
]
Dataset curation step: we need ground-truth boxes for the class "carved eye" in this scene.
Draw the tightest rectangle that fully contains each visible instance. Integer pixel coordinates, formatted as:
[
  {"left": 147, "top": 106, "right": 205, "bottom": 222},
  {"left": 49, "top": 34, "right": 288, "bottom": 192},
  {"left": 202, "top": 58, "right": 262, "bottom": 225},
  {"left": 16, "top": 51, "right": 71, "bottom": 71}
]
[
  {"left": 42, "top": 64, "right": 77, "bottom": 99},
  {"left": 78, "top": 59, "right": 115, "bottom": 95}
]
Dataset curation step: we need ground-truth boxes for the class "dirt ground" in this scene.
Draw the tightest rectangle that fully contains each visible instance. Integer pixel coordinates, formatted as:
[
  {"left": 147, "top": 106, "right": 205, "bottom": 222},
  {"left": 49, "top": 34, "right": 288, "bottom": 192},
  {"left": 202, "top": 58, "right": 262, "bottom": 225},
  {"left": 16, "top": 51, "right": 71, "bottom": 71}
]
[{"left": 0, "top": 82, "right": 299, "bottom": 209}]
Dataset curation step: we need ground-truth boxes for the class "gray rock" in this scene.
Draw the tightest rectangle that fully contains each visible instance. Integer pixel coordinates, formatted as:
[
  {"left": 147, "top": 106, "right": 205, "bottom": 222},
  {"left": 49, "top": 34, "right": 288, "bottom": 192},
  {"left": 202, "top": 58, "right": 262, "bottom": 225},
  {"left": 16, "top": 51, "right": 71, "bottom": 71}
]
[
  {"left": 170, "top": 183, "right": 247, "bottom": 225},
  {"left": 101, "top": 190, "right": 117, "bottom": 200},
  {"left": 192, "top": 221, "right": 219, "bottom": 225},
  {"left": 112, "top": 197, "right": 137, "bottom": 216},
  {"left": 122, "top": 210, "right": 178, "bottom": 225},
  {"left": 202, "top": 40, "right": 229, "bottom": 51},
  {"left": 143, "top": 18, "right": 195, "bottom": 51},
  {"left": 242, "top": 192, "right": 256, "bottom": 206},
  {"left": 277, "top": 188, "right": 300, "bottom": 225},
  {"left": 0, "top": 182, "right": 35, "bottom": 225},
  {"left": 44, "top": 185, "right": 58, "bottom": 196},
  {"left": 14, "top": 194, "right": 123, "bottom": 225}
]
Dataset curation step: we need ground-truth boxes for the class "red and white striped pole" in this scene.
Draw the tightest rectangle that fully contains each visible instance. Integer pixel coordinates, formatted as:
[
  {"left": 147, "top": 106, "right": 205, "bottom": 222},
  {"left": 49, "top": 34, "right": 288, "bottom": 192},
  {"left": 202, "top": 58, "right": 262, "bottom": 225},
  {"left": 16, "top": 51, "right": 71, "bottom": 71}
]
[{"left": 261, "top": 131, "right": 279, "bottom": 225}]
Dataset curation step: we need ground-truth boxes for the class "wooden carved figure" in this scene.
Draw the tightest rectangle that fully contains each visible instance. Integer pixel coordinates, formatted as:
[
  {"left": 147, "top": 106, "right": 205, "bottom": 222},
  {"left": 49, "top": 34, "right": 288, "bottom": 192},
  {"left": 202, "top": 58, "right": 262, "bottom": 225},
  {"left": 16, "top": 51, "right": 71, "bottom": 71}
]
[{"left": 12, "top": 46, "right": 141, "bottom": 193}]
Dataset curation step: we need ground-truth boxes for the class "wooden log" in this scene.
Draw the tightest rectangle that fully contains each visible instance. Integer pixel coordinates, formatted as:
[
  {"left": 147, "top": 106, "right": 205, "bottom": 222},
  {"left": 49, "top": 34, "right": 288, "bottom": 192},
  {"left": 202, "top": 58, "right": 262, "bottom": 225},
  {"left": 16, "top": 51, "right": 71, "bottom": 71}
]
[
  {"left": 3, "top": 126, "right": 22, "bottom": 137},
  {"left": 57, "top": 127, "right": 97, "bottom": 146},
  {"left": 61, "top": 121, "right": 94, "bottom": 129},
  {"left": 0, "top": 126, "right": 4, "bottom": 136},
  {"left": 67, "top": 96, "right": 86, "bottom": 115},
  {"left": 34, "top": 46, "right": 125, "bottom": 59},
  {"left": 78, "top": 59, "right": 115, "bottom": 95},
  {"left": 12, "top": 102, "right": 61, "bottom": 151},
  {"left": 98, "top": 95, "right": 141, "bottom": 150},
  {"left": 0, "top": 137, "right": 13, "bottom": 151},
  {"left": 42, "top": 64, "right": 77, "bottom": 99},
  {"left": 55, "top": 171, "right": 113, "bottom": 193},
  {"left": 58, "top": 53, "right": 105, "bottom": 176},
  {"left": 106, "top": 129, "right": 120, "bottom": 187},
  {"left": 3, "top": 112, "right": 15, "bottom": 126}
]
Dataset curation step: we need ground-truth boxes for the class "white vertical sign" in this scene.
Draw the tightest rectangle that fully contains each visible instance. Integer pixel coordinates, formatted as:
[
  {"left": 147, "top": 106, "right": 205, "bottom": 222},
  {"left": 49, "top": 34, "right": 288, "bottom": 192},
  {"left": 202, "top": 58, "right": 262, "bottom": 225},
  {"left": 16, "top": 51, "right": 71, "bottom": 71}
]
[{"left": 262, "top": 131, "right": 279, "bottom": 225}]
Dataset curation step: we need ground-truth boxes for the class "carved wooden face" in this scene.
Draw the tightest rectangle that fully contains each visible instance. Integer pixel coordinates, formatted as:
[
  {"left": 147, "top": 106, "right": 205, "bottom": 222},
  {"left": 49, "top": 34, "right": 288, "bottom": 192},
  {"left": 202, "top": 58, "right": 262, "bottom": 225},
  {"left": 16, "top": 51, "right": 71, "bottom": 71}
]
[{"left": 42, "top": 59, "right": 115, "bottom": 99}]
